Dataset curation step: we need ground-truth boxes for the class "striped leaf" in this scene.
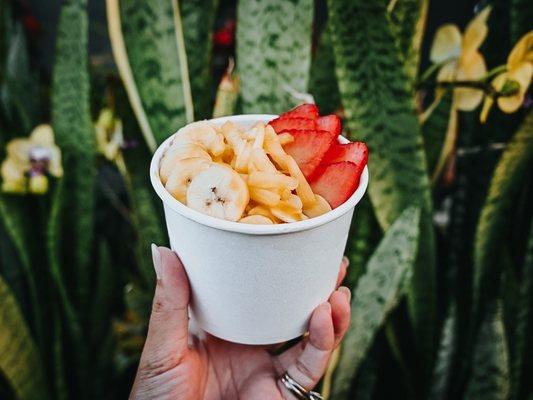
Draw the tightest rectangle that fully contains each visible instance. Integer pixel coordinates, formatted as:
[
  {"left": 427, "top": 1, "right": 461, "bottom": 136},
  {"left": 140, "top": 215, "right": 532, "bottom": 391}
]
[
  {"left": 422, "top": 92, "right": 453, "bottom": 174},
  {"left": 429, "top": 305, "right": 457, "bottom": 400},
  {"left": 51, "top": 0, "right": 96, "bottom": 315},
  {"left": 117, "top": 0, "right": 193, "bottom": 143},
  {"left": 181, "top": 0, "right": 218, "bottom": 119},
  {"left": 236, "top": 0, "right": 313, "bottom": 113},
  {"left": 465, "top": 302, "right": 509, "bottom": 400},
  {"left": 511, "top": 224, "right": 533, "bottom": 400},
  {"left": 0, "top": 275, "right": 47, "bottom": 400},
  {"left": 309, "top": 28, "right": 341, "bottom": 115},
  {"left": 388, "top": 0, "right": 428, "bottom": 83},
  {"left": 473, "top": 111, "right": 533, "bottom": 327},
  {"left": 327, "top": 0, "right": 436, "bottom": 370},
  {"left": 332, "top": 206, "right": 420, "bottom": 399}
]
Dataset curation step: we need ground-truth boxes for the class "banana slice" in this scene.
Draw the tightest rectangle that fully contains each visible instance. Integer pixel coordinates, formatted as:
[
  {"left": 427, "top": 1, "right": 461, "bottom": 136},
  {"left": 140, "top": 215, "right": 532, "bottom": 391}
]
[
  {"left": 248, "top": 205, "right": 282, "bottom": 223},
  {"left": 187, "top": 163, "right": 249, "bottom": 221},
  {"left": 278, "top": 132, "right": 294, "bottom": 145},
  {"left": 239, "top": 215, "right": 274, "bottom": 225},
  {"left": 160, "top": 142, "right": 211, "bottom": 184},
  {"left": 234, "top": 142, "right": 253, "bottom": 173},
  {"left": 165, "top": 158, "right": 212, "bottom": 203},
  {"left": 249, "top": 187, "right": 281, "bottom": 207},
  {"left": 303, "top": 194, "right": 332, "bottom": 218},
  {"left": 174, "top": 121, "right": 225, "bottom": 157},
  {"left": 285, "top": 155, "right": 316, "bottom": 207},
  {"left": 250, "top": 148, "right": 277, "bottom": 173},
  {"left": 248, "top": 172, "right": 298, "bottom": 190},
  {"left": 270, "top": 205, "right": 307, "bottom": 223}
]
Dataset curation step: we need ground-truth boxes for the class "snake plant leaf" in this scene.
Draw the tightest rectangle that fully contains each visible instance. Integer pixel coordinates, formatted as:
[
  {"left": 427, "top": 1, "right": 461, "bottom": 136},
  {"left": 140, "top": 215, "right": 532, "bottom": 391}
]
[
  {"left": 327, "top": 0, "right": 436, "bottom": 371},
  {"left": 388, "top": 0, "right": 428, "bottom": 84},
  {"left": 332, "top": 206, "right": 420, "bottom": 399},
  {"left": 236, "top": 0, "right": 313, "bottom": 113},
  {"left": 309, "top": 28, "right": 341, "bottom": 115},
  {"left": 0, "top": 194, "right": 42, "bottom": 343},
  {"left": 181, "top": 0, "right": 218, "bottom": 119},
  {"left": 429, "top": 305, "right": 457, "bottom": 400},
  {"left": 465, "top": 302, "right": 509, "bottom": 400},
  {"left": 117, "top": 0, "right": 193, "bottom": 144},
  {"left": 473, "top": 111, "right": 533, "bottom": 327},
  {"left": 510, "top": 0, "right": 533, "bottom": 43},
  {"left": 0, "top": 276, "right": 47, "bottom": 400},
  {"left": 510, "top": 225, "right": 533, "bottom": 400},
  {"left": 51, "top": 0, "right": 96, "bottom": 316},
  {"left": 422, "top": 91, "right": 453, "bottom": 174}
]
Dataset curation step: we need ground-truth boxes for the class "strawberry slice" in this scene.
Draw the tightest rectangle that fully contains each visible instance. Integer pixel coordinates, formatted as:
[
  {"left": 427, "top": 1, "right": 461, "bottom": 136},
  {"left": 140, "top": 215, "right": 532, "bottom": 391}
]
[
  {"left": 309, "top": 161, "right": 361, "bottom": 208},
  {"left": 279, "top": 103, "right": 319, "bottom": 120},
  {"left": 269, "top": 117, "right": 316, "bottom": 133},
  {"left": 316, "top": 115, "right": 341, "bottom": 136},
  {"left": 323, "top": 141, "right": 368, "bottom": 165},
  {"left": 282, "top": 129, "right": 337, "bottom": 178}
]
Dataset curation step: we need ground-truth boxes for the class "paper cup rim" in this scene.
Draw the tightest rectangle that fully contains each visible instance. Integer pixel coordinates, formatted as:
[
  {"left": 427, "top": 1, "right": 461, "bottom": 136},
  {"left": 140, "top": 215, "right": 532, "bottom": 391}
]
[{"left": 150, "top": 114, "right": 369, "bottom": 235}]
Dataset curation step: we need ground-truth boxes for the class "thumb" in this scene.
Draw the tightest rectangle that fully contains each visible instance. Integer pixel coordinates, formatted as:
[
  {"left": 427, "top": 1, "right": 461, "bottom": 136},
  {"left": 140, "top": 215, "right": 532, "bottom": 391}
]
[{"left": 137, "top": 245, "right": 190, "bottom": 375}]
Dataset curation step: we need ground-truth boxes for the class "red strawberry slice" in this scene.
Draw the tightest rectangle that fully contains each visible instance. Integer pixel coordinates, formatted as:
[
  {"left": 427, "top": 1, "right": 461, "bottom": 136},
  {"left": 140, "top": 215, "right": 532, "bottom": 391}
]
[
  {"left": 309, "top": 161, "right": 361, "bottom": 208},
  {"left": 269, "top": 117, "right": 316, "bottom": 133},
  {"left": 316, "top": 115, "right": 341, "bottom": 136},
  {"left": 279, "top": 103, "right": 319, "bottom": 120},
  {"left": 282, "top": 129, "right": 337, "bottom": 178},
  {"left": 323, "top": 141, "right": 368, "bottom": 166}
]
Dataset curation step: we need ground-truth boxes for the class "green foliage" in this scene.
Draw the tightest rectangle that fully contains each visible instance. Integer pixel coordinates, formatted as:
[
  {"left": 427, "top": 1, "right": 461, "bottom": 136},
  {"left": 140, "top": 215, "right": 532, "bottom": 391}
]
[
  {"left": 327, "top": 0, "right": 436, "bottom": 373},
  {"left": 333, "top": 206, "right": 420, "bottom": 399},
  {"left": 309, "top": 29, "right": 341, "bottom": 115},
  {"left": 51, "top": 0, "right": 96, "bottom": 316},
  {"left": 236, "top": 0, "right": 313, "bottom": 113},
  {"left": 465, "top": 302, "right": 510, "bottom": 400},
  {"left": 473, "top": 111, "right": 533, "bottom": 327},
  {"left": 422, "top": 92, "right": 453, "bottom": 174},
  {"left": 181, "top": 0, "right": 218, "bottom": 119},
  {"left": 119, "top": 0, "right": 192, "bottom": 143},
  {"left": 0, "top": 276, "right": 47, "bottom": 400}
]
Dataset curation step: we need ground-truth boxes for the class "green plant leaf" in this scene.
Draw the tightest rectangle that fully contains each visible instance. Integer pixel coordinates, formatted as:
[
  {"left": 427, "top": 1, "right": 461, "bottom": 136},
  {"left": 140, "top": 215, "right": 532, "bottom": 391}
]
[
  {"left": 0, "top": 275, "right": 47, "bottom": 400},
  {"left": 429, "top": 305, "right": 457, "bottom": 400},
  {"left": 181, "top": 0, "right": 218, "bottom": 119},
  {"left": 422, "top": 91, "right": 453, "bottom": 174},
  {"left": 51, "top": 0, "right": 96, "bottom": 316},
  {"left": 327, "top": 0, "right": 436, "bottom": 372},
  {"left": 309, "top": 28, "right": 341, "bottom": 115},
  {"left": 332, "top": 206, "right": 420, "bottom": 399},
  {"left": 388, "top": 0, "right": 428, "bottom": 83},
  {"left": 465, "top": 302, "right": 509, "bottom": 400},
  {"left": 117, "top": 0, "right": 193, "bottom": 143},
  {"left": 510, "top": 224, "right": 533, "bottom": 400},
  {"left": 236, "top": 0, "right": 313, "bottom": 113},
  {"left": 473, "top": 111, "right": 533, "bottom": 328}
]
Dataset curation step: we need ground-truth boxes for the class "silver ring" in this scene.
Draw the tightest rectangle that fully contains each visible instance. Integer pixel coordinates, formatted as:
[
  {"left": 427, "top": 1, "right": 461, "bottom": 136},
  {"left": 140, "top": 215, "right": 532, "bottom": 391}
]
[{"left": 279, "top": 372, "right": 323, "bottom": 400}]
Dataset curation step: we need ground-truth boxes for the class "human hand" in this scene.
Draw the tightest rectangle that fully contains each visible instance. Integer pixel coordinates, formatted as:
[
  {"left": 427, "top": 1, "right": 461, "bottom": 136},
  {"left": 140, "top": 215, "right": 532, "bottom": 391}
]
[{"left": 130, "top": 245, "right": 351, "bottom": 400}]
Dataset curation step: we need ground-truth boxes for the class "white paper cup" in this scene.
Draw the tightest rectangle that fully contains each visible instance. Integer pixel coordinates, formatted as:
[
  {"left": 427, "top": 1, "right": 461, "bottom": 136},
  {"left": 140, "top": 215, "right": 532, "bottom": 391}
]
[{"left": 150, "top": 114, "right": 369, "bottom": 344}]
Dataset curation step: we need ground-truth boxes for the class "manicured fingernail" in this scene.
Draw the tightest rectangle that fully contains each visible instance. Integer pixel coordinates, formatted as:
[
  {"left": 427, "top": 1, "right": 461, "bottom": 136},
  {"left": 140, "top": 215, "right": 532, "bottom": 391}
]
[
  {"left": 342, "top": 256, "right": 350, "bottom": 267},
  {"left": 151, "top": 243, "right": 162, "bottom": 280},
  {"left": 339, "top": 286, "right": 351, "bottom": 303}
]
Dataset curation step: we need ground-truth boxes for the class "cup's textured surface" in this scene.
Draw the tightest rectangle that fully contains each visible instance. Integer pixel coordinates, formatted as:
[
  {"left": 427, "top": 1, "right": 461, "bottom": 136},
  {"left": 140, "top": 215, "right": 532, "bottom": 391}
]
[{"left": 151, "top": 114, "right": 368, "bottom": 344}]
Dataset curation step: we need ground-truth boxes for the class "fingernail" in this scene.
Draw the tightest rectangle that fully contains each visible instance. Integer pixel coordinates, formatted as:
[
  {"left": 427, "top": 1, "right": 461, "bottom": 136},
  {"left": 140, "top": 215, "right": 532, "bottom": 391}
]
[
  {"left": 339, "top": 286, "right": 351, "bottom": 303},
  {"left": 151, "top": 243, "right": 162, "bottom": 280},
  {"left": 342, "top": 256, "right": 350, "bottom": 267}
]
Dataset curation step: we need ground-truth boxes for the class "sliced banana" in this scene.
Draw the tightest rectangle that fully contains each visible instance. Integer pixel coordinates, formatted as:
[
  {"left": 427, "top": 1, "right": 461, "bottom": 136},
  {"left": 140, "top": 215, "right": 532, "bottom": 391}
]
[
  {"left": 165, "top": 158, "right": 212, "bottom": 203},
  {"left": 249, "top": 187, "right": 281, "bottom": 207},
  {"left": 247, "top": 205, "right": 282, "bottom": 223},
  {"left": 239, "top": 215, "right": 274, "bottom": 225},
  {"left": 187, "top": 163, "right": 249, "bottom": 222},
  {"left": 270, "top": 205, "right": 307, "bottom": 223},
  {"left": 278, "top": 132, "right": 294, "bottom": 145},
  {"left": 174, "top": 121, "right": 225, "bottom": 157},
  {"left": 250, "top": 148, "right": 277, "bottom": 173},
  {"left": 285, "top": 155, "right": 316, "bottom": 207},
  {"left": 248, "top": 172, "right": 298, "bottom": 191},
  {"left": 234, "top": 142, "right": 253, "bottom": 173},
  {"left": 160, "top": 142, "right": 211, "bottom": 184},
  {"left": 303, "top": 194, "right": 332, "bottom": 218}
]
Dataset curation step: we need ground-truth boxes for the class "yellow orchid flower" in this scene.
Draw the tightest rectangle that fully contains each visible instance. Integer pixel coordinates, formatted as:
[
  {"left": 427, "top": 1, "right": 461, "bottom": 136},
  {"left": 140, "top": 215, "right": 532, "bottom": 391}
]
[
  {"left": 1, "top": 124, "right": 63, "bottom": 195},
  {"left": 95, "top": 108, "right": 127, "bottom": 174},
  {"left": 480, "top": 31, "right": 533, "bottom": 122},
  {"left": 430, "top": 6, "right": 491, "bottom": 111}
]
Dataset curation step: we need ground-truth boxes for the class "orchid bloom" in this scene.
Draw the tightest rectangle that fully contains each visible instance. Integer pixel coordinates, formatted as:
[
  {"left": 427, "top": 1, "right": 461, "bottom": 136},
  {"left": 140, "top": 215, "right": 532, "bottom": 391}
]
[
  {"left": 1, "top": 124, "right": 63, "bottom": 194},
  {"left": 480, "top": 31, "right": 533, "bottom": 122},
  {"left": 95, "top": 108, "right": 124, "bottom": 163},
  {"left": 430, "top": 6, "right": 491, "bottom": 111}
]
